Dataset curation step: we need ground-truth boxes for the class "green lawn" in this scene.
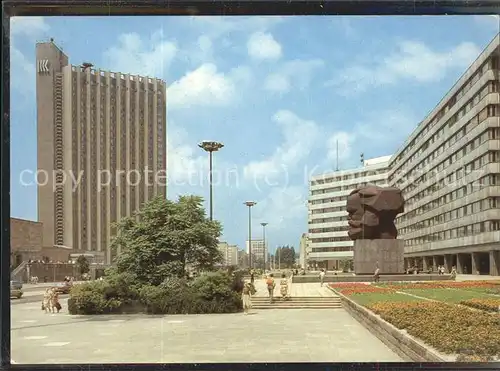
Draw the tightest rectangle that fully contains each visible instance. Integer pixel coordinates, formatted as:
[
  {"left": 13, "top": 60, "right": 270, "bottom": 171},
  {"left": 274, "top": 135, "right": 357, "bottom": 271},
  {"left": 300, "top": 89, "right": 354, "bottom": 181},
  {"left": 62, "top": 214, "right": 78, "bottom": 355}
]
[
  {"left": 460, "top": 287, "right": 500, "bottom": 295},
  {"left": 347, "top": 292, "right": 422, "bottom": 306},
  {"left": 400, "top": 288, "right": 497, "bottom": 303}
]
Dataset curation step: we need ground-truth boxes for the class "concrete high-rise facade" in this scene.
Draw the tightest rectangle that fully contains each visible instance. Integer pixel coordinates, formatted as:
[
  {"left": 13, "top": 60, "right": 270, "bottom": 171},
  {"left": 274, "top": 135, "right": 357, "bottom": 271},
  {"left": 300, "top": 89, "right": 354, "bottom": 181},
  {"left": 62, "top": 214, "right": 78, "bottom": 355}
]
[
  {"left": 217, "top": 242, "right": 238, "bottom": 266},
  {"left": 36, "top": 40, "right": 167, "bottom": 264},
  {"left": 246, "top": 239, "right": 267, "bottom": 268},
  {"left": 308, "top": 156, "right": 391, "bottom": 270},
  {"left": 389, "top": 35, "right": 500, "bottom": 276}
]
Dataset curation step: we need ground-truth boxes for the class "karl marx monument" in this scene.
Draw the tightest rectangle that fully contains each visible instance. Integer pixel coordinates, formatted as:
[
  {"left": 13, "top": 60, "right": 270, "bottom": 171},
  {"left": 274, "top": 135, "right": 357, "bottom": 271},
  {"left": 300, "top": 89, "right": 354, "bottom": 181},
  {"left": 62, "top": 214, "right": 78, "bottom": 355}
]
[{"left": 346, "top": 185, "right": 405, "bottom": 275}]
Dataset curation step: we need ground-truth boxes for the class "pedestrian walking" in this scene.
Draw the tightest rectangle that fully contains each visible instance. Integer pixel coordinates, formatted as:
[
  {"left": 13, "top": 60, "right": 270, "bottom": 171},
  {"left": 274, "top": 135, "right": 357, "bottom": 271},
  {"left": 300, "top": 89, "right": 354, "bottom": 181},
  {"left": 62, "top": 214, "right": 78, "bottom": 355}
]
[
  {"left": 242, "top": 280, "right": 256, "bottom": 315},
  {"left": 450, "top": 266, "right": 457, "bottom": 280},
  {"left": 266, "top": 274, "right": 276, "bottom": 303},
  {"left": 50, "top": 287, "right": 62, "bottom": 313},
  {"left": 250, "top": 269, "right": 255, "bottom": 284},
  {"left": 319, "top": 269, "right": 325, "bottom": 287},
  {"left": 41, "top": 288, "right": 52, "bottom": 313},
  {"left": 373, "top": 266, "right": 380, "bottom": 283},
  {"left": 280, "top": 273, "right": 289, "bottom": 300}
]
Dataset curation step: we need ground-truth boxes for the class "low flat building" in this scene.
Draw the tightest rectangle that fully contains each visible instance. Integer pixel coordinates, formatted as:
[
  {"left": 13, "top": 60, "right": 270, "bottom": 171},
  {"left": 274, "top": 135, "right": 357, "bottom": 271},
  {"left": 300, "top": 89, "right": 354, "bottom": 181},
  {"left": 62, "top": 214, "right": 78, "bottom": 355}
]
[
  {"left": 11, "top": 218, "right": 44, "bottom": 266},
  {"left": 308, "top": 156, "right": 392, "bottom": 270}
]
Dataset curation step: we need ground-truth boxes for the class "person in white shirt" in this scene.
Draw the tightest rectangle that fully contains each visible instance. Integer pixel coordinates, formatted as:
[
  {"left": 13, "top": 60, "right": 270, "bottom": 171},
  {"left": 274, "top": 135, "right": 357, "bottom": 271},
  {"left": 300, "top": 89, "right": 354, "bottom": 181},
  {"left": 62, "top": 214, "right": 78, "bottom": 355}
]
[{"left": 319, "top": 269, "right": 325, "bottom": 287}]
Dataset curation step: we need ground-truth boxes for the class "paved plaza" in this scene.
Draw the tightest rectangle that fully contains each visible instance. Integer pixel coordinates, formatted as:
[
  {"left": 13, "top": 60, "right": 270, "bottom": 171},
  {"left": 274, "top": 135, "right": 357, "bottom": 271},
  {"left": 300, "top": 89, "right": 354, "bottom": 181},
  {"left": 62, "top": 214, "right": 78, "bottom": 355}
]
[
  {"left": 252, "top": 280, "right": 335, "bottom": 298},
  {"left": 11, "top": 298, "right": 402, "bottom": 363}
]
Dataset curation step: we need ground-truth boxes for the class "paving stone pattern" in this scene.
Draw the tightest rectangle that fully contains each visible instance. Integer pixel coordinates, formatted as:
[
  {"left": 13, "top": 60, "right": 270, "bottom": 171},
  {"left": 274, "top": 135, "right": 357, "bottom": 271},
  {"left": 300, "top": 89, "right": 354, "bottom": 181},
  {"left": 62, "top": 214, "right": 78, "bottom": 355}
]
[{"left": 11, "top": 297, "right": 402, "bottom": 363}]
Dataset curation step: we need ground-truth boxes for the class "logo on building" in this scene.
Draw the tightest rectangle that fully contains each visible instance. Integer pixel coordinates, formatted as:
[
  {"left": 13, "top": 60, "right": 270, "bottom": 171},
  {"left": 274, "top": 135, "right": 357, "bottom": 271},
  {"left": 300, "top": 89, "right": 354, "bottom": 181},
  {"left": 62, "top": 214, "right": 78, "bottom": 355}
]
[{"left": 37, "top": 59, "right": 50, "bottom": 74}]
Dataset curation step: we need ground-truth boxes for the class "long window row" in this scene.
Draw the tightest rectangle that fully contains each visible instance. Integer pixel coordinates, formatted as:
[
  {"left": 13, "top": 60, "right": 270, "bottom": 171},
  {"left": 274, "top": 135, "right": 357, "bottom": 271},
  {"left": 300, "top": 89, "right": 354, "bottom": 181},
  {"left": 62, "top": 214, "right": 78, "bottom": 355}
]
[
  {"left": 399, "top": 196, "right": 500, "bottom": 235},
  {"left": 310, "top": 179, "right": 387, "bottom": 195},
  {"left": 399, "top": 149, "right": 500, "bottom": 216},
  {"left": 398, "top": 173, "right": 500, "bottom": 225},
  {"left": 309, "top": 226, "right": 349, "bottom": 234},
  {"left": 311, "top": 246, "right": 352, "bottom": 253},
  {"left": 391, "top": 89, "right": 498, "bottom": 193},
  {"left": 310, "top": 236, "right": 352, "bottom": 244},
  {"left": 392, "top": 107, "right": 500, "bottom": 200},
  {"left": 392, "top": 89, "right": 499, "bottom": 193},
  {"left": 310, "top": 179, "right": 387, "bottom": 197},
  {"left": 391, "top": 56, "right": 497, "bottom": 174},
  {"left": 309, "top": 216, "right": 348, "bottom": 224},
  {"left": 311, "top": 169, "right": 387, "bottom": 187},
  {"left": 311, "top": 206, "right": 347, "bottom": 215},
  {"left": 405, "top": 220, "right": 500, "bottom": 246}
]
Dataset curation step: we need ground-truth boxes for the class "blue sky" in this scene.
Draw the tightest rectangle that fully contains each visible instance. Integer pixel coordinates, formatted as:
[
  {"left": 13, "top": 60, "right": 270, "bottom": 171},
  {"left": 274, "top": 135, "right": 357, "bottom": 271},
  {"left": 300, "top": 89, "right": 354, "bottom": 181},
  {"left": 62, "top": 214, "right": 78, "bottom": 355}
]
[{"left": 10, "top": 15, "right": 499, "bottom": 254}]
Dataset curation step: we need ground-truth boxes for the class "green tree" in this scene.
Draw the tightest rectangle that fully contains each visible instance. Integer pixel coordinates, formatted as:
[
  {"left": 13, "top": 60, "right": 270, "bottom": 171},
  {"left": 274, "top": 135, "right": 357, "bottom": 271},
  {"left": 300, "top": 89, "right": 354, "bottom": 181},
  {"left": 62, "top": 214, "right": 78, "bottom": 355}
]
[
  {"left": 110, "top": 196, "right": 223, "bottom": 285},
  {"left": 76, "top": 255, "right": 90, "bottom": 275},
  {"left": 276, "top": 245, "right": 296, "bottom": 268}
]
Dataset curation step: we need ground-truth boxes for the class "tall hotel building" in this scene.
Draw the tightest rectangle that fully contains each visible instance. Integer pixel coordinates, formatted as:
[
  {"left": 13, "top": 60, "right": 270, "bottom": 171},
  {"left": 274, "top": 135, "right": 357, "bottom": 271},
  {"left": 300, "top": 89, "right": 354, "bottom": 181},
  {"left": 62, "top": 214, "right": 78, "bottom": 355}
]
[
  {"left": 308, "top": 156, "right": 391, "bottom": 270},
  {"left": 389, "top": 35, "right": 500, "bottom": 276},
  {"left": 246, "top": 239, "right": 267, "bottom": 268},
  {"left": 36, "top": 40, "right": 167, "bottom": 264}
]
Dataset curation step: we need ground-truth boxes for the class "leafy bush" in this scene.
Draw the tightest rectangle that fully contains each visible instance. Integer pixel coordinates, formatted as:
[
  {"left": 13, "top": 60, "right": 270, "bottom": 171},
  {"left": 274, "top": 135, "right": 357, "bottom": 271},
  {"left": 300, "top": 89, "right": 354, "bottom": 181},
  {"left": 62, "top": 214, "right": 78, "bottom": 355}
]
[
  {"left": 459, "top": 298, "right": 500, "bottom": 312},
  {"left": 368, "top": 301, "right": 500, "bottom": 358},
  {"left": 68, "top": 281, "right": 122, "bottom": 315},
  {"left": 102, "top": 271, "right": 142, "bottom": 301},
  {"left": 190, "top": 271, "right": 242, "bottom": 313},
  {"left": 69, "top": 271, "right": 243, "bottom": 315}
]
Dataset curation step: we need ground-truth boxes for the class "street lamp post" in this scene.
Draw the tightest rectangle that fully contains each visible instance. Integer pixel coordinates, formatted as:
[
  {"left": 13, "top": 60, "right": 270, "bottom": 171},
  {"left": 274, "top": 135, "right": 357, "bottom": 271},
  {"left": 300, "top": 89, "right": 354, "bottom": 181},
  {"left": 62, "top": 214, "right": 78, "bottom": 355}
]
[
  {"left": 244, "top": 201, "right": 257, "bottom": 269},
  {"left": 261, "top": 222, "right": 268, "bottom": 270},
  {"left": 198, "top": 140, "right": 224, "bottom": 221}
]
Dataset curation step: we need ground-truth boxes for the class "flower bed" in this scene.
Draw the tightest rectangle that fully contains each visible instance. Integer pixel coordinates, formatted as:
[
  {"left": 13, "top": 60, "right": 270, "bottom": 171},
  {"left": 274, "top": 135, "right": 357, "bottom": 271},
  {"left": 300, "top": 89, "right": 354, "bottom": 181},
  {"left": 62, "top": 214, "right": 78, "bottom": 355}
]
[
  {"left": 459, "top": 298, "right": 500, "bottom": 312},
  {"left": 329, "top": 283, "right": 370, "bottom": 289},
  {"left": 376, "top": 280, "right": 500, "bottom": 291},
  {"left": 367, "top": 301, "right": 500, "bottom": 358},
  {"left": 330, "top": 283, "right": 396, "bottom": 296}
]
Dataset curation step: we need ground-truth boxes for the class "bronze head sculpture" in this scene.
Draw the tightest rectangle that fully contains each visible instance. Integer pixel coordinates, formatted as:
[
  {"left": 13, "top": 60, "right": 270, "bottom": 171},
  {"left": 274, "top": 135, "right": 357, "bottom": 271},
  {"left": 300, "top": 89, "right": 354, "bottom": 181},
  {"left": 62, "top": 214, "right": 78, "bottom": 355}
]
[{"left": 346, "top": 185, "right": 404, "bottom": 240}]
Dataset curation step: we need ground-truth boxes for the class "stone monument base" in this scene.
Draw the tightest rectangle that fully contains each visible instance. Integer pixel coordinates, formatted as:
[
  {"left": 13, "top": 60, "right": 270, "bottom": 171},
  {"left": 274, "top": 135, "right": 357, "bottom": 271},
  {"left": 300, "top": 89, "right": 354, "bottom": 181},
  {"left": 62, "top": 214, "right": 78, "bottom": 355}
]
[{"left": 353, "top": 239, "right": 404, "bottom": 275}]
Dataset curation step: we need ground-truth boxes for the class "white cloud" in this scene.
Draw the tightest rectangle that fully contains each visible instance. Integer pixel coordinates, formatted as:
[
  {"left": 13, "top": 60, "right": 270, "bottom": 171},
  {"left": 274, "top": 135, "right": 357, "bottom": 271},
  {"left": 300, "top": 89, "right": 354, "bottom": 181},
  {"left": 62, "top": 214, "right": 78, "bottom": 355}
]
[
  {"left": 11, "top": 16, "right": 49, "bottom": 38},
  {"left": 243, "top": 110, "right": 320, "bottom": 182},
  {"left": 168, "top": 63, "right": 251, "bottom": 109},
  {"left": 190, "top": 16, "right": 285, "bottom": 41},
  {"left": 10, "top": 46, "right": 35, "bottom": 97},
  {"left": 328, "top": 41, "right": 481, "bottom": 95},
  {"left": 264, "top": 74, "right": 290, "bottom": 93},
  {"left": 354, "top": 109, "right": 417, "bottom": 150},
  {"left": 326, "top": 131, "right": 355, "bottom": 164},
  {"left": 104, "top": 32, "right": 177, "bottom": 77},
  {"left": 254, "top": 185, "right": 307, "bottom": 229},
  {"left": 167, "top": 125, "right": 206, "bottom": 187},
  {"left": 247, "top": 31, "right": 282, "bottom": 61},
  {"left": 264, "top": 59, "right": 324, "bottom": 94}
]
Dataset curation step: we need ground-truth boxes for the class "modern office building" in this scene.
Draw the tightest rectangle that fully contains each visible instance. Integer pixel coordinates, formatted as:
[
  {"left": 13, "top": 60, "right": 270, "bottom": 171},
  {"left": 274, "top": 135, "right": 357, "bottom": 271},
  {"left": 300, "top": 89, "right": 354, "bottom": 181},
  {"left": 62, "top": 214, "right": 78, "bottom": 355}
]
[
  {"left": 246, "top": 239, "right": 267, "bottom": 268},
  {"left": 36, "top": 40, "right": 167, "bottom": 264},
  {"left": 308, "top": 156, "right": 392, "bottom": 270},
  {"left": 217, "top": 242, "right": 238, "bottom": 266},
  {"left": 389, "top": 35, "right": 500, "bottom": 276}
]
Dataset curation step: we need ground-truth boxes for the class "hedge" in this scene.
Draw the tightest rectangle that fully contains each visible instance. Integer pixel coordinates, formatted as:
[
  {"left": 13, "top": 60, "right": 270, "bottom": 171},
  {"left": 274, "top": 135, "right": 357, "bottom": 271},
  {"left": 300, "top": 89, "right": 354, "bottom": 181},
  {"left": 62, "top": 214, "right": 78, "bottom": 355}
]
[{"left": 68, "top": 270, "right": 243, "bottom": 315}]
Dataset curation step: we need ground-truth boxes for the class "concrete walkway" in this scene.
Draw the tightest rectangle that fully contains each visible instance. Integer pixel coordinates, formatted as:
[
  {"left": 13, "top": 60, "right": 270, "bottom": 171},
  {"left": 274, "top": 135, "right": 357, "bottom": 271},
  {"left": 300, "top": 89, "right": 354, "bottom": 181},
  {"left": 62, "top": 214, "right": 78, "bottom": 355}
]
[
  {"left": 252, "top": 279, "right": 336, "bottom": 298},
  {"left": 455, "top": 274, "right": 500, "bottom": 281},
  {"left": 11, "top": 299, "right": 402, "bottom": 363}
]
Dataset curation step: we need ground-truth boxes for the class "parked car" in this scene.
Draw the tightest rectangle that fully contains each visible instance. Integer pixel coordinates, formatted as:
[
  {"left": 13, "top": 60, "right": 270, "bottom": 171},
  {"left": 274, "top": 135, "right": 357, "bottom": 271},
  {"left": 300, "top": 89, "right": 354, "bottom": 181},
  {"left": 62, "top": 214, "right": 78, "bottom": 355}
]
[
  {"left": 54, "top": 281, "right": 73, "bottom": 294},
  {"left": 10, "top": 280, "right": 23, "bottom": 299}
]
